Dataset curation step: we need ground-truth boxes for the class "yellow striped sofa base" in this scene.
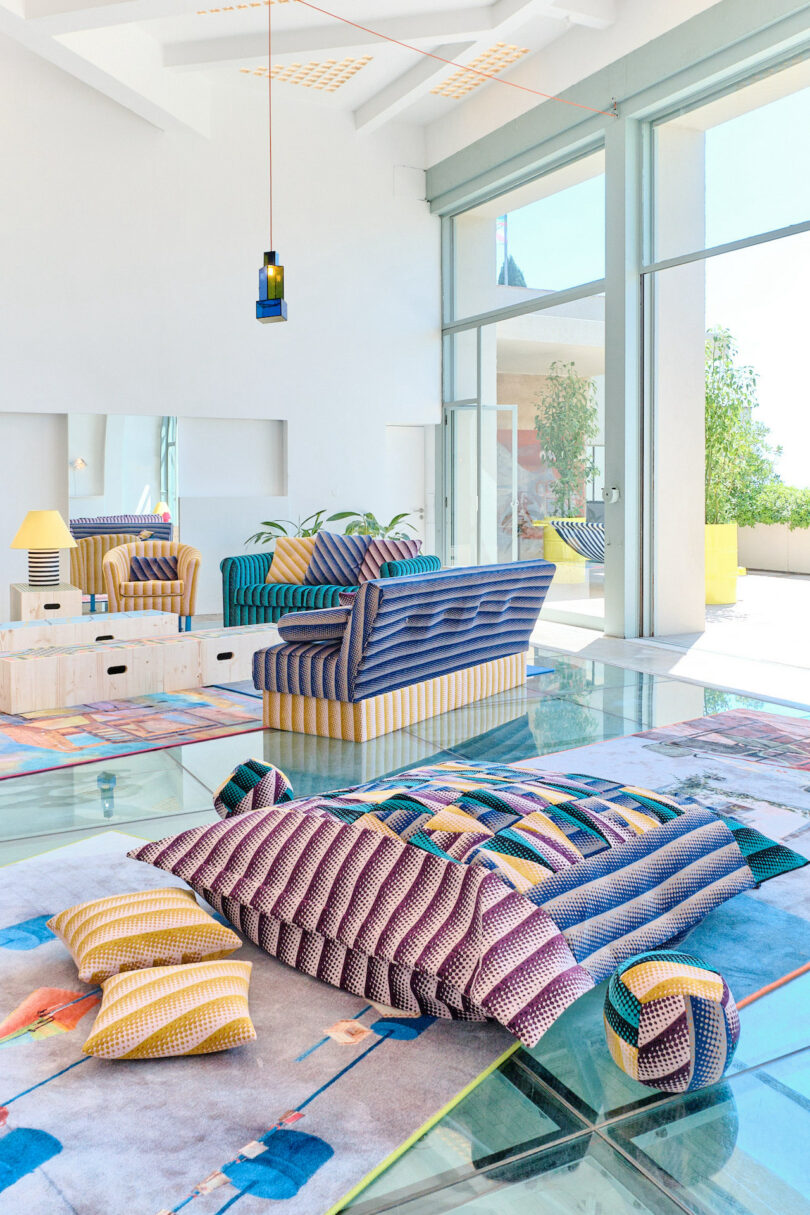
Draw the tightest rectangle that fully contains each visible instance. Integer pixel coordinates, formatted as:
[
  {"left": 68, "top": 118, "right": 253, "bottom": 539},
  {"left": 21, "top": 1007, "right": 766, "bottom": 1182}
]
[{"left": 262, "top": 653, "right": 526, "bottom": 742}]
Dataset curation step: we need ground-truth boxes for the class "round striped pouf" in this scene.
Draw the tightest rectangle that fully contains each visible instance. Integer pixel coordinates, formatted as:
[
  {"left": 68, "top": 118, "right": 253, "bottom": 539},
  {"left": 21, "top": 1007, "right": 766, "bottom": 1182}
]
[{"left": 604, "top": 950, "right": 740, "bottom": 1093}]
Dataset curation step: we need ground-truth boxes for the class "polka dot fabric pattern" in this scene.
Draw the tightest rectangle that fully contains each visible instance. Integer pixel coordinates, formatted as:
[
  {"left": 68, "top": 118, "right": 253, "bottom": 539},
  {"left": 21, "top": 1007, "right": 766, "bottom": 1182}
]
[
  {"left": 47, "top": 888, "right": 242, "bottom": 984},
  {"left": 604, "top": 950, "right": 740, "bottom": 1093},
  {"left": 82, "top": 960, "right": 255, "bottom": 1060}
]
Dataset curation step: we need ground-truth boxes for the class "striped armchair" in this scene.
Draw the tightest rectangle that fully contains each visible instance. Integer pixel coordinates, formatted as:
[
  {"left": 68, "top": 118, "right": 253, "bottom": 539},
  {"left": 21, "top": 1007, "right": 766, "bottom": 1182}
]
[
  {"left": 70, "top": 533, "right": 144, "bottom": 611},
  {"left": 103, "top": 541, "right": 201, "bottom": 630}
]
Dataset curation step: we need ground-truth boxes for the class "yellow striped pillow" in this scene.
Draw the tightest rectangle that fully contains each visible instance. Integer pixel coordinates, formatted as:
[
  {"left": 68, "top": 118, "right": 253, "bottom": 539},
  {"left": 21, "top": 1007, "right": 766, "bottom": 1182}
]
[
  {"left": 266, "top": 535, "right": 317, "bottom": 585},
  {"left": 47, "top": 888, "right": 242, "bottom": 985},
  {"left": 82, "top": 960, "right": 256, "bottom": 1059}
]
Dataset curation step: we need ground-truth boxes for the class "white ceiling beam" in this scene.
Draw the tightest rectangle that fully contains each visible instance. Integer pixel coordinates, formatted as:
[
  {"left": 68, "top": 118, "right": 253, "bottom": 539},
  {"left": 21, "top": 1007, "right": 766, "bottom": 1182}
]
[
  {"left": 543, "top": 0, "right": 615, "bottom": 30},
  {"left": 163, "top": 10, "right": 486, "bottom": 70},
  {"left": 354, "top": 40, "right": 475, "bottom": 133},
  {"left": 352, "top": 0, "right": 567, "bottom": 134},
  {"left": 0, "top": 1, "right": 209, "bottom": 130}
]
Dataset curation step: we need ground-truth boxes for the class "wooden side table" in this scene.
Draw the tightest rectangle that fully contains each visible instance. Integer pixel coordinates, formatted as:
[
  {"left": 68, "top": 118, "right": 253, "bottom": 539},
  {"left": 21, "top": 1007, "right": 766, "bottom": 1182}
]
[{"left": 10, "top": 583, "right": 84, "bottom": 622}]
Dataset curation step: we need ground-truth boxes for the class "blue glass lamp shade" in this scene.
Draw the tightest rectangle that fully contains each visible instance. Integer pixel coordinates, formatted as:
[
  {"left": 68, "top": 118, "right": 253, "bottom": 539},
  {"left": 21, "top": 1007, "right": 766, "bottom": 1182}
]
[{"left": 256, "top": 250, "right": 287, "bottom": 323}]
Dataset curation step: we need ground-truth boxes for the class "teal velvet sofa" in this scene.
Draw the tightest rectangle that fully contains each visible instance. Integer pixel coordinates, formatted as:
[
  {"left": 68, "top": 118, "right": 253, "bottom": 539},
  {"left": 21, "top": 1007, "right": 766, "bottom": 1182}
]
[{"left": 221, "top": 551, "right": 441, "bottom": 626}]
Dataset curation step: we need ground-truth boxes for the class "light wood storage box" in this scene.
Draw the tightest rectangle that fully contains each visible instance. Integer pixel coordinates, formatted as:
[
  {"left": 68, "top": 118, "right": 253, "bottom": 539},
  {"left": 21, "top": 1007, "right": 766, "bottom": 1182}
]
[
  {"left": 0, "top": 624, "right": 278, "bottom": 713},
  {"left": 0, "top": 611, "right": 178, "bottom": 653},
  {"left": 10, "top": 584, "right": 83, "bottom": 622}
]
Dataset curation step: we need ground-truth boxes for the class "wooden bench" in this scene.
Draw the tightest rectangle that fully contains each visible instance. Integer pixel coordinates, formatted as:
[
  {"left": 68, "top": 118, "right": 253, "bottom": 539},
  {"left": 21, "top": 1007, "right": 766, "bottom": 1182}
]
[
  {"left": 0, "top": 610, "right": 178, "bottom": 653},
  {"left": 0, "top": 624, "right": 278, "bottom": 713}
]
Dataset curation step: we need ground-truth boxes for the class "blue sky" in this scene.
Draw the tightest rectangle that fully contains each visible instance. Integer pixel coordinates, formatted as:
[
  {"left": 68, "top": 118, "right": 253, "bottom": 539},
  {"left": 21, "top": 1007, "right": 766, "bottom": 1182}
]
[{"left": 499, "top": 83, "right": 810, "bottom": 485}]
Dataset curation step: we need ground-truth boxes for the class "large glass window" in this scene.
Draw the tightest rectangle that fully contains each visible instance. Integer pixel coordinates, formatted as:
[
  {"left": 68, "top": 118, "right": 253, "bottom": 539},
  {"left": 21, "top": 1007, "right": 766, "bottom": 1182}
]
[
  {"left": 648, "top": 60, "right": 810, "bottom": 654},
  {"left": 451, "top": 151, "right": 605, "bottom": 320},
  {"left": 653, "top": 61, "right": 810, "bottom": 262}
]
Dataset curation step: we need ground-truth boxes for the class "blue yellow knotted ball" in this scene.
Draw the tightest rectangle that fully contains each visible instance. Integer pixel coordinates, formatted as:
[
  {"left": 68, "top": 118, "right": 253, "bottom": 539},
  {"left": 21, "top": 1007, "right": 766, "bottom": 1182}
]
[{"left": 604, "top": 950, "right": 739, "bottom": 1093}]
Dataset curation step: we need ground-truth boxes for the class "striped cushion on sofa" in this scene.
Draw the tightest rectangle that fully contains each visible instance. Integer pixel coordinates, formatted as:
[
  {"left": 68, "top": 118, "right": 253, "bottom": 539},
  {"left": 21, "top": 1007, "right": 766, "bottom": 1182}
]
[
  {"left": 304, "top": 532, "right": 371, "bottom": 586},
  {"left": 359, "top": 538, "right": 421, "bottom": 583},
  {"left": 277, "top": 605, "right": 352, "bottom": 643},
  {"left": 265, "top": 536, "right": 317, "bottom": 585}
]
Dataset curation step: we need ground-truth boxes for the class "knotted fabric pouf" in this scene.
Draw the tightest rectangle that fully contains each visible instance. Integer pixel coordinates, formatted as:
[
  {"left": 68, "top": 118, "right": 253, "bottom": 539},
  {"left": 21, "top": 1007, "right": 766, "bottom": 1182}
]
[
  {"left": 213, "top": 759, "right": 293, "bottom": 819},
  {"left": 604, "top": 950, "right": 740, "bottom": 1093}
]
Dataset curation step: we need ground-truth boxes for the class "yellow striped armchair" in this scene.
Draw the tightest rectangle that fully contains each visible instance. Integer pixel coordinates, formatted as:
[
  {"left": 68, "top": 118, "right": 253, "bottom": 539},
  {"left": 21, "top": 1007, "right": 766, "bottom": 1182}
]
[
  {"left": 70, "top": 533, "right": 146, "bottom": 611},
  {"left": 103, "top": 540, "right": 201, "bottom": 630}
]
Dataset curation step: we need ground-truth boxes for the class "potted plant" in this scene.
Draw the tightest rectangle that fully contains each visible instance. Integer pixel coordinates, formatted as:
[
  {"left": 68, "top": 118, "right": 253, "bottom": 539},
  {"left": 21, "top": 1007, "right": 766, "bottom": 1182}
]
[
  {"left": 534, "top": 360, "right": 599, "bottom": 576},
  {"left": 704, "top": 329, "right": 780, "bottom": 604}
]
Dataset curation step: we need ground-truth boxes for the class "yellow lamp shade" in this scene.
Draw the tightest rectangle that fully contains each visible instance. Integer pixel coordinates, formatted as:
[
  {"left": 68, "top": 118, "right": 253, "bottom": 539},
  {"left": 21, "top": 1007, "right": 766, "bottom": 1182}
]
[
  {"left": 10, "top": 510, "right": 76, "bottom": 551},
  {"left": 153, "top": 501, "right": 171, "bottom": 518}
]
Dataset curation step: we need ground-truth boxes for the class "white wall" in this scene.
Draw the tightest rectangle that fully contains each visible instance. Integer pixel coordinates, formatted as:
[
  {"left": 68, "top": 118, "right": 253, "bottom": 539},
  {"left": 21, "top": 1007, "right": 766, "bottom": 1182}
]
[
  {"left": 0, "top": 35, "right": 440, "bottom": 615},
  {"left": 0, "top": 414, "right": 69, "bottom": 595}
]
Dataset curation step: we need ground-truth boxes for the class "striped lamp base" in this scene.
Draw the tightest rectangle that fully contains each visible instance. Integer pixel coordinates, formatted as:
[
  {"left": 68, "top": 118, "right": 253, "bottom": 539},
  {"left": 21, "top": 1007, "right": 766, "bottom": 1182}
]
[{"left": 27, "top": 550, "right": 60, "bottom": 587}]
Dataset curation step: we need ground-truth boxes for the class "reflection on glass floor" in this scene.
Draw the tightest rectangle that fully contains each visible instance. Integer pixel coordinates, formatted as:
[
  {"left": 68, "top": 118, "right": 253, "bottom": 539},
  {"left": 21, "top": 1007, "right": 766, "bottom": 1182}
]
[{"left": 2, "top": 647, "right": 808, "bottom": 1212}]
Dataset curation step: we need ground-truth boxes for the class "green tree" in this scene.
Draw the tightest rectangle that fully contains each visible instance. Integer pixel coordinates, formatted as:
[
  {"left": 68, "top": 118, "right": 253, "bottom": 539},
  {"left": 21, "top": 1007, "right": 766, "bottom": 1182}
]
[
  {"left": 498, "top": 255, "right": 527, "bottom": 287},
  {"left": 705, "top": 327, "right": 781, "bottom": 525},
  {"left": 534, "top": 361, "right": 599, "bottom": 518}
]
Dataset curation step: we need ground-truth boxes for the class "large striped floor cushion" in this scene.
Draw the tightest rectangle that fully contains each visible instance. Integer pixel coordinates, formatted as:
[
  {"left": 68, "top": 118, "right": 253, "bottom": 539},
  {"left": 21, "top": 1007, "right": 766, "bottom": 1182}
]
[{"left": 130, "top": 759, "right": 804, "bottom": 1046}]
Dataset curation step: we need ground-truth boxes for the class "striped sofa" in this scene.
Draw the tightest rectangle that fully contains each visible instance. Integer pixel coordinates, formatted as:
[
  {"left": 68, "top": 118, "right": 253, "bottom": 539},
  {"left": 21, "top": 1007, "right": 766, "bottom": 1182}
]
[
  {"left": 253, "top": 559, "right": 555, "bottom": 741},
  {"left": 103, "top": 540, "right": 201, "bottom": 630},
  {"left": 221, "top": 551, "right": 441, "bottom": 627},
  {"left": 70, "top": 514, "right": 173, "bottom": 542}
]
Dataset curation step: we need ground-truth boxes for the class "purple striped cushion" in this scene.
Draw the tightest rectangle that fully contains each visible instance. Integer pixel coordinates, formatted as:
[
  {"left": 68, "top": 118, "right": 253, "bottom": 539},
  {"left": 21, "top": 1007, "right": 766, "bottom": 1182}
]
[
  {"left": 129, "top": 554, "right": 179, "bottom": 582},
  {"left": 129, "top": 805, "right": 593, "bottom": 1045},
  {"left": 359, "top": 538, "right": 421, "bottom": 583}
]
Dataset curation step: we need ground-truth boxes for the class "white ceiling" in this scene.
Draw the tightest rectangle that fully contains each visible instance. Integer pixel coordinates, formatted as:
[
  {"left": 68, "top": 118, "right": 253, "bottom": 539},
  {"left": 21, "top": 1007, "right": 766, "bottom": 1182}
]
[{"left": 0, "top": 0, "right": 623, "bottom": 135}]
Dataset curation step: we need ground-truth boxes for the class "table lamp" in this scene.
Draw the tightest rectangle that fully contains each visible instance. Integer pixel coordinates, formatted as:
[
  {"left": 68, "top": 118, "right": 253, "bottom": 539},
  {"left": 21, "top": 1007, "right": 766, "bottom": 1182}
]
[
  {"left": 153, "top": 501, "right": 172, "bottom": 522},
  {"left": 10, "top": 510, "right": 77, "bottom": 587}
]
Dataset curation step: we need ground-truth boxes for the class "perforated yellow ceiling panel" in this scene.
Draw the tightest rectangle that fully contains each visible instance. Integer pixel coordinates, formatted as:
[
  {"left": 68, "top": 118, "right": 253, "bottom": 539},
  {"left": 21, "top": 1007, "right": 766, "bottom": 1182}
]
[
  {"left": 431, "top": 43, "right": 530, "bottom": 99},
  {"left": 239, "top": 56, "right": 373, "bottom": 91}
]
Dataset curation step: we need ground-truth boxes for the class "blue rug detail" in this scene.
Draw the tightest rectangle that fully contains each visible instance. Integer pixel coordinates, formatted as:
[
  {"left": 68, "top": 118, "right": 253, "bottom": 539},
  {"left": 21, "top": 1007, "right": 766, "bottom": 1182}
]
[
  {"left": 527, "top": 665, "right": 554, "bottom": 677},
  {"left": 0, "top": 916, "right": 55, "bottom": 952},
  {"left": 224, "top": 1130, "right": 334, "bottom": 1199},
  {"left": 0, "top": 1127, "right": 62, "bottom": 1192}
]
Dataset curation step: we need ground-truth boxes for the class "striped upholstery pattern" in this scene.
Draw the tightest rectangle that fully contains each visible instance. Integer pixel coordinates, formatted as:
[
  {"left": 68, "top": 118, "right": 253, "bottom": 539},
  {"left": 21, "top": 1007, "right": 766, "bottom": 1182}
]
[
  {"left": 277, "top": 605, "right": 352, "bottom": 643},
  {"left": 82, "top": 961, "right": 255, "bottom": 1060},
  {"left": 221, "top": 552, "right": 440, "bottom": 626},
  {"left": 104, "top": 540, "right": 200, "bottom": 616},
  {"left": 213, "top": 759, "right": 293, "bottom": 819},
  {"left": 70, "top": 514, "right": 173, "bottom": 541},
  {"left": 255, "top": 561, "right": 555, "bottom": 703},
  {"left": 378, "top": 554, "right": 441, "bottom": 578},
  {"left": 70, "top": 533, "right": 143, "bottom": 596},
  {"left": 359, "top": 538, "right": 421, "bottom": 583},
  {"left": 263, "top": 654, "right": 526, "bottom": 741},
  {"left": 604, "top": 951, "right": 739, "bottom": 1092},
  {"left": 264, "top": 536, "right": 317, "bottom": 585},
  {"left": 534, "top": 809, "right": 754, "bottom": 981},
  {"left": 130, "top": 808, "right": 594, "bottom": 1046},
  {"left": 304, "top": 532, "right": 371, "bottom": 586},
  {"left": 47, "top": 887, "right": 242, "bottom": 984},
  {"left": 550, "top": 521, "right": 605, "bottom": 562},
  {"left": 129, "top": 554, "right": 179, "bottom": 582}
]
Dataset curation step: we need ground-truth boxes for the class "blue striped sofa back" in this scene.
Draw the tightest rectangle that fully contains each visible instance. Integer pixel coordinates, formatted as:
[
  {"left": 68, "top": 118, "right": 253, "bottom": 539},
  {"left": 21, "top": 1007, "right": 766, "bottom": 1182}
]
[{"left": 344, "top": 560, "right": 555, "bottom": 701}]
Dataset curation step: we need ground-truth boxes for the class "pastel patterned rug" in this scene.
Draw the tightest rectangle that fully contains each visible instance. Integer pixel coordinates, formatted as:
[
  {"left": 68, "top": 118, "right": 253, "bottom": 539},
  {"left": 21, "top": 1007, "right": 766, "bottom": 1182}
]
[
  {"left": 0, "top": 688, "right": 263, "bottom": 781},
  {"left": 521, "top": 709, "right": 810, "bottom": 919},
  {"left": 0, "top": 834, "right": 513, "bottom": 1215}
]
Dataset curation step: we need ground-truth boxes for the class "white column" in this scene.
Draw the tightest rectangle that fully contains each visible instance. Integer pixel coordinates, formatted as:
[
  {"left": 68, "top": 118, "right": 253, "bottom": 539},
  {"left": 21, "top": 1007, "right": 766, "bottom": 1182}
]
[{"left": 653, "top": 123, "right": 707, "bottom": 636}]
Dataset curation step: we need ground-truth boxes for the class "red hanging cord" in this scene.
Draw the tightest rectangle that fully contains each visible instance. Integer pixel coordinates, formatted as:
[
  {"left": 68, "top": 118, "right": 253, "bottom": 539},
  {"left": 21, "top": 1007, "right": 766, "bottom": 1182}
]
[
  {"left": 292, "top": 0, "right": 617, "bottom": 118},
  {"left": 268, "top": 0, "right": 273, "bottom": 248}
]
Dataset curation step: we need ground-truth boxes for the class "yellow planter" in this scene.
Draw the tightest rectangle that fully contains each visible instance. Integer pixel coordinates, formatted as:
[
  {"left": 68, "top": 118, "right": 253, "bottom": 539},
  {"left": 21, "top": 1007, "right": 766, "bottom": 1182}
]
[
  {"left": 705, "top": 523, "right": 738, "bottom": 605},
  {"left": 537, "top": 517, "right": 587, "bottom": 565}
]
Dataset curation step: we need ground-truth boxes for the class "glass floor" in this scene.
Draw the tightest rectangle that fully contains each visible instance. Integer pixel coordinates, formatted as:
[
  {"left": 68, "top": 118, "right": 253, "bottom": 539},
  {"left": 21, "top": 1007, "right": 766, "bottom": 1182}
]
[{"left": 3, "top": 646, "right": 809, "bottom": 1213}]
